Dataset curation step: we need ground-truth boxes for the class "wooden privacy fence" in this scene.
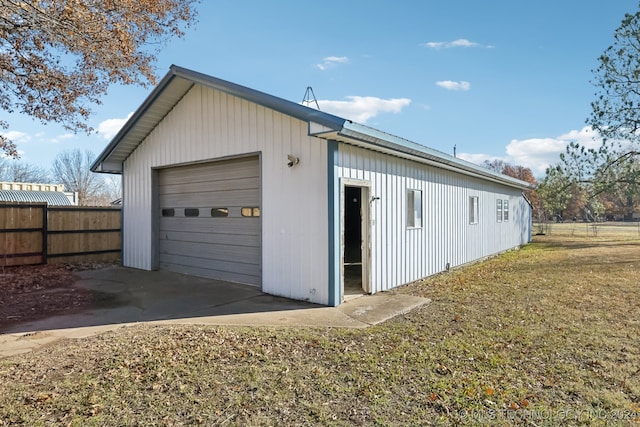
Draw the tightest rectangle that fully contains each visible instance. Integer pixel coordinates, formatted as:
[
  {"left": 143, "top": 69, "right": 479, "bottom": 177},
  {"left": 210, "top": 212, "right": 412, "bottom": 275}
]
[{"left": 0, "top": 202, "right": 121, "bottom": 267}]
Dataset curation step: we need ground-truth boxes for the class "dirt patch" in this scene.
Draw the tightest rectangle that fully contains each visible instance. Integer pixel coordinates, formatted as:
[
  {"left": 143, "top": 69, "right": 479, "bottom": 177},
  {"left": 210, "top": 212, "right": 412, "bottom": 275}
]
[{"left": 0, "top": 263, "right": 113, "bottom": 332}]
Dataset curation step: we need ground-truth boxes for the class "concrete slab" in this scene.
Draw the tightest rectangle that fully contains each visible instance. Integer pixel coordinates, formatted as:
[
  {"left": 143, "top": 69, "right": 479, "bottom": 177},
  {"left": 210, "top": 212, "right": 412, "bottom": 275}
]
[
  {"left": 338, "top": 293, "right": 431, "bottom": 325},
  {"left": 0, "top": 266, "right": 430, "bottom": 359}
]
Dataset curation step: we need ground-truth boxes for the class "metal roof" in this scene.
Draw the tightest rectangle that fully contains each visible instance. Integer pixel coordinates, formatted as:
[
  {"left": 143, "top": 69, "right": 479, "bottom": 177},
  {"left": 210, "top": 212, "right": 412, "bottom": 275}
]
[
  {"left": 0, "top": 190, "right": 72, "bottom": 205},
  {"left": 91, "top": 65, "right": 533, "bottom": 190},
  {"left": 331, "top": 122, "right": 533, "bottom": 190}
]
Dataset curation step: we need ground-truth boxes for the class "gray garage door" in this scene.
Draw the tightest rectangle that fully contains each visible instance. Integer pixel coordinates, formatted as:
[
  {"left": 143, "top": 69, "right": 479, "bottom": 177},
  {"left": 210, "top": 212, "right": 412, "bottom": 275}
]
[{"left": 158, "top": 156, "right": 261, "bottom": 285}]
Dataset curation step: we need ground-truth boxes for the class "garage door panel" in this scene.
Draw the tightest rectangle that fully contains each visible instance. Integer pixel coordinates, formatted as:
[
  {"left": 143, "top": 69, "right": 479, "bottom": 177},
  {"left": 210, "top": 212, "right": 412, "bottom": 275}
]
[
  {"left": 158, "top": 156, "right": 260, "bottom": 285},
  {"left": 159, "top": 158, "right": 258, "bottom": 185},
  {"left": 160, "top": 254, "right": 260, "bottom": 277},
  {"left": 158, "top": 176, "right": 259, "bottom": 195},
  {"left": 159, "top": 261, "right": 260, "bottom": 286},
  {"left": 160, "top": 188, "right": 259, "bottom": 208},
  {"left": 160, "top": 256, "right": 262, "bottom": 285},
  {"left": 159, "top": 239, "right": 260, "bottom": 263},
  {"left": 159, "top": 217, "right": 260, "bottom": 235},
  {"left": 160, "top": 231, "right": 260, "bottom": 247}
]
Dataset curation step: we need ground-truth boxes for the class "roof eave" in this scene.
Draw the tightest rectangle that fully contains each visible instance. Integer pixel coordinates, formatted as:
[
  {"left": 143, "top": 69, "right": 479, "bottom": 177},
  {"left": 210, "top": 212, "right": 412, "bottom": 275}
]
[
  {"left": 170, "top": 65, "right": 346, "bottom": 130},
  {"left": 92, "top": 65, "right": 346, "bottom": 174},
  {"left": 91, "top": 70, "right": 186, "bottom": 173}
]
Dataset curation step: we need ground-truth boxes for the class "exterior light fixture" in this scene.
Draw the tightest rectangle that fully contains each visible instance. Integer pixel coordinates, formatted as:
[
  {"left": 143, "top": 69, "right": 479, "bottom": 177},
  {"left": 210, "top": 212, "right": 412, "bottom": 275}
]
[{"left": 287, "top": 154, "right": 300, "bottom": 168}]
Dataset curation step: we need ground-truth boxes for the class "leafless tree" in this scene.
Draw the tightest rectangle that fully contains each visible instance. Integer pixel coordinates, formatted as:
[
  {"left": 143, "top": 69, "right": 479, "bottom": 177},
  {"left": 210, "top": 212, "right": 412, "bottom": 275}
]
[
  {"left": 0, "top": 158, "right": 50, "bottom": 183},
  {"left": 481, "top": 159, "right": 508, "bottom": 174},
  {"left": 51, "top": 149, "right": 105, "bottom": 206},
  {"left": 90, "top": 175, "right": 122, "bottom": 206}
]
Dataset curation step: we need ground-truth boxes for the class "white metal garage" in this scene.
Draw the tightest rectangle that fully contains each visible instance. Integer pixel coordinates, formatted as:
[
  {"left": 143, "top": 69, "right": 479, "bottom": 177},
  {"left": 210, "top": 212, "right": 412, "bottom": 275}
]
[
  {"left": 92, "top": 65, "right": 533, "bottom": 306},
  {"left": 157, "top": 156, "right": 261, "bottom": 285}
]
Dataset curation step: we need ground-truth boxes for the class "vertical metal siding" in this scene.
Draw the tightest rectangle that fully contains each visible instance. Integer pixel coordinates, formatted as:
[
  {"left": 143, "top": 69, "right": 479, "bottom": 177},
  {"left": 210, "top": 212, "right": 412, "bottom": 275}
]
[
  {"left": 123, "top": 85, "right": 329, "bottom": 305},
  {"left": 337, "top": 144, "right": 530, "bottom": 294}
]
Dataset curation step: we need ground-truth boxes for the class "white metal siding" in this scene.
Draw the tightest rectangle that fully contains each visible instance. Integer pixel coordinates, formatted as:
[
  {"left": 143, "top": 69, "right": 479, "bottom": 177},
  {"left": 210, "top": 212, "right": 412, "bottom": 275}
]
[
  {"left": 123, "top": 85, "right": 329, "bottom": 304},
  {"left": 337, "top": 144, "right": 530, "bottom": 294}
]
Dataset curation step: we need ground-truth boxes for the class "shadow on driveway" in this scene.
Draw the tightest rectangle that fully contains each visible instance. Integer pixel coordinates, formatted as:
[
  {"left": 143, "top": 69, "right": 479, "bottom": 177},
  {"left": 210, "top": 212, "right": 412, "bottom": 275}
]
[{"left": 4, "top": 267, "right": 321, "bottom": 334}]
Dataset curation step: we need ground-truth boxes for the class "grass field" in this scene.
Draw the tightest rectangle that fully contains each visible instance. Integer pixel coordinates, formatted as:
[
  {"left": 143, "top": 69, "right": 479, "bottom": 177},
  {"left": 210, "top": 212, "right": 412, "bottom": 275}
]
[{"left": 1, "top": 223, "right": 639, "bottom": 426}]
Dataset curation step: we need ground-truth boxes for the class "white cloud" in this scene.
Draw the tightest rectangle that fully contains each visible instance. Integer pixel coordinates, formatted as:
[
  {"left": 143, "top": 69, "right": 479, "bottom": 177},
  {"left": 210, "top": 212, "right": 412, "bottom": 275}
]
[
  {"left": 424, "top": 38, "right": 492, "bottom": 49},
  {"left": 97, "top": 113, "right": 133, "bottom": 140},
  {"left": 317, "top": 96, "right": 411, "bottom": 123},
  {"left": 505, "top": 127, "right": 602, "bottom": 175},
  {"left": 316, "top": 56, "right": 349, "bottom": 71},
  {"left": 1, "top": 130, "right": 31, "bottom": 144},
  {"left": 436, "top": 80, "right": 471, "bottom": 91},
  {"left": 458, "top": 126, "right": 603, "bottom": 177},
  {"left": 1, "top": 130, "right": 78, "bottom": 147},
  {"left": 49, "top": 133, "right": 75, "bottom": 144},
  {"left": 457, "top": 152, "right": 501, "bottom": 165}
]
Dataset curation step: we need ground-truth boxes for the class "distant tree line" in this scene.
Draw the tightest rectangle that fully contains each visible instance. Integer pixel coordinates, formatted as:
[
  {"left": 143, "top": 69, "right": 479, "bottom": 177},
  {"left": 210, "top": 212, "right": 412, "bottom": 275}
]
[
  {"left": 0, "top": 149, "right": 120, "bottom": 206},
  {"left": 481, "top": 157, "right": 638, "bottom": 225}
]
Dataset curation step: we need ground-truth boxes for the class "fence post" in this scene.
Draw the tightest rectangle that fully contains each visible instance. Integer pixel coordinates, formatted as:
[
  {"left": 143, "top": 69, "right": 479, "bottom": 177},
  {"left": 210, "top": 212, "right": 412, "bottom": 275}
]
[{"left": 42, "top": 203, "right": 48, "bottom": 265}]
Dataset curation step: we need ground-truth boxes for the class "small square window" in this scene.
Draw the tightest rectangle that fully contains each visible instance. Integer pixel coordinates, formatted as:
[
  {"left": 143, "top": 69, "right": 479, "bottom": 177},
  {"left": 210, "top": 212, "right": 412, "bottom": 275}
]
[
  {"left": 241, "top": 207, "right": 260, "bottom": 217},
  {"left": 469, "top": 196, "right": 479, "bottom": 224},
  {"left": 184, "top": 208, "right": 200, "bottom": 217},
  {"left": 407, "top": 189, "right": 422, "bottom": 228},
  {"left": 503, "top": 200, "right": 509, "bottom": 221},
  {"left": 161, "top": 208, "right": 175, "bottom": 217},
  {"left": 211, "top": 208, "right": 229, "bottom": 217},
  {"left": 496, "top": 199, "right": 503, "bottom": 222}
]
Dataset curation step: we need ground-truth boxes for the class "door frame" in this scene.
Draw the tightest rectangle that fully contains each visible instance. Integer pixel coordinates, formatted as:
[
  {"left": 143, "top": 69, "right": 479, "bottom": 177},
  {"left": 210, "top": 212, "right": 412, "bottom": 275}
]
[{"left": 339, "top": 178, "right": 372, "bottom": 300}]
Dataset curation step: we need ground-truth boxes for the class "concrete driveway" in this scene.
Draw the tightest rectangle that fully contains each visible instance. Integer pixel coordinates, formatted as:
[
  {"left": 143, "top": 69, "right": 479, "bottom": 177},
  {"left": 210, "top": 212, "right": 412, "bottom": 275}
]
[{"left": 0, "top": 266, "right": 430, "bottom": 358}]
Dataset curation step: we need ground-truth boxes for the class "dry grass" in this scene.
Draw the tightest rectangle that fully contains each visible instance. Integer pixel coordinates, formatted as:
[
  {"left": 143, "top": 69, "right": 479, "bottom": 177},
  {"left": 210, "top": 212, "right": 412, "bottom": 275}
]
[{"left": 0, "top": 223, "right": 639, "bottom": 426}]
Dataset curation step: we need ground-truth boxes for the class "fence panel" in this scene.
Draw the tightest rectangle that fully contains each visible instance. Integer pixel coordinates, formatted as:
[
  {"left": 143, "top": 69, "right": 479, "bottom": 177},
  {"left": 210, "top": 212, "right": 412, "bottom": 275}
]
[
  {"left": 0, "top": 203, "right": 46, "bottom": 266},
  {"left": 47, "top": 207, "right": 121, "bottom": 264},
  {"left": 0, "top": 203, "right": 121, "bottom": 266}
]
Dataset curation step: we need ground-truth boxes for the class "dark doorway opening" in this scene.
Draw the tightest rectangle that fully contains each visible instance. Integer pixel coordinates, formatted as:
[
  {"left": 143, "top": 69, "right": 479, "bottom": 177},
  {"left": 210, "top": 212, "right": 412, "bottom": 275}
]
[{"left": 343, "top": 186, "right": 364, "bottom": 300}]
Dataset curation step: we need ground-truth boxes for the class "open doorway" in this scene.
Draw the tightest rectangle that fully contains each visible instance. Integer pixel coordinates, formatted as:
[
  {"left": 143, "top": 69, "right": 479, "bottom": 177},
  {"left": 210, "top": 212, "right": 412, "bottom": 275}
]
[{"left": 342, "top": 184, "right": 370, "bottom": 301}]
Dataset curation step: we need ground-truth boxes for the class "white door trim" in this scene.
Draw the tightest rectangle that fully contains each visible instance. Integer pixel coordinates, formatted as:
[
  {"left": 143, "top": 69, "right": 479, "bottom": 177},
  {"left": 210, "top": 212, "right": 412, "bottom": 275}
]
[{"left": 339, "top": 178, "right": 372, "bottom": 300}]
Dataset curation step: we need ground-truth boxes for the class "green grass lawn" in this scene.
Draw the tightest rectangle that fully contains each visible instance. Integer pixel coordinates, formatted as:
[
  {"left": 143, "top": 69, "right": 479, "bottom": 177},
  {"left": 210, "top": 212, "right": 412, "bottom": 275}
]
[{"left": 1, "top": 223, "right": 639, "bottom": 426}]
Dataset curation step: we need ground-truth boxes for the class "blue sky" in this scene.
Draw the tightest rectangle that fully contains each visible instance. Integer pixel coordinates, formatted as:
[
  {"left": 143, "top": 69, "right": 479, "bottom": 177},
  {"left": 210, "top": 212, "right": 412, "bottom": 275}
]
[{"left": 3, "top": 0, "right": 638, "bottom": 178}]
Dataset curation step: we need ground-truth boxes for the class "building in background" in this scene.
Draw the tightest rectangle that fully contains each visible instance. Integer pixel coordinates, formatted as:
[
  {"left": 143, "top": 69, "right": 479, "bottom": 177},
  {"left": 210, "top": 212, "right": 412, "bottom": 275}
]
[{"left": 0, "top": 182, "right": 78, "bottom": 205}]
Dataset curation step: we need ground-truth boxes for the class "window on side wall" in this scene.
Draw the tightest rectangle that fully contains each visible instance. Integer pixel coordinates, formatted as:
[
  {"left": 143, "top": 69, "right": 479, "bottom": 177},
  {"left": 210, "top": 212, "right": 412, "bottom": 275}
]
[
  {"left": 496, "top": 199, "right": 503, "bottom": 222},
  {"left": 407, "top": 189, "right": 422, "bottom": 228},
  {"left": 469, "top": 196, "right": 479, "bottom": 224},
  {"left": 503, "top": 200, "right": 509, "bottom": 221}
]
